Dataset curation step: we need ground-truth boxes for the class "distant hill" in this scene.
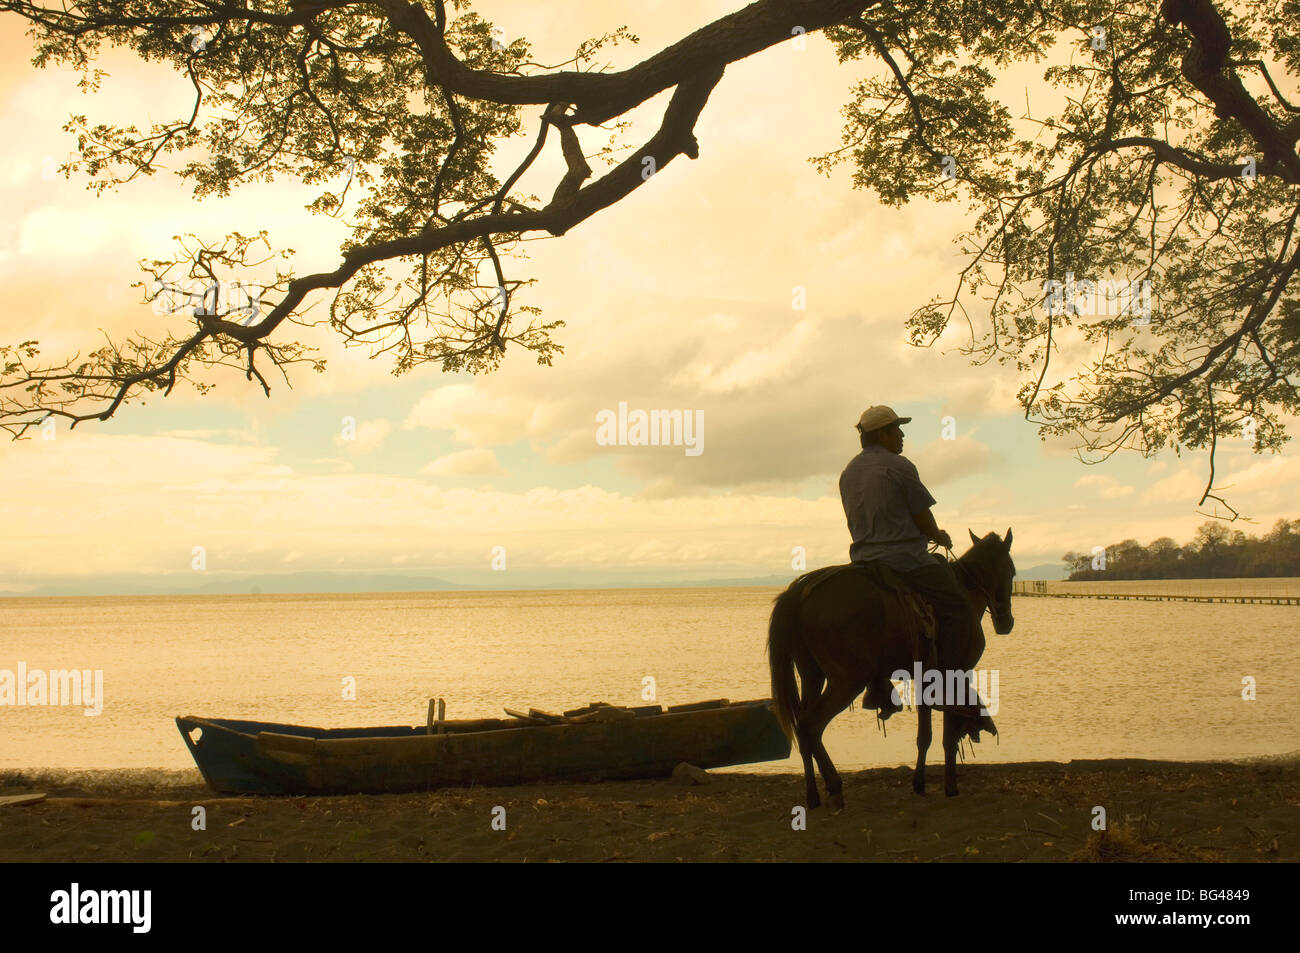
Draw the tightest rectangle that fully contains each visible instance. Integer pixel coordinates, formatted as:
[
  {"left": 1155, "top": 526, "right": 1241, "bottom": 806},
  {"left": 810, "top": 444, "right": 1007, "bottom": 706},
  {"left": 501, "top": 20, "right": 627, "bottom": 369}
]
[
  {"left": 2, "top": 564, "right": 1070, "bottom": 597},
  {"left": 1, "top": 569, "right": 800, "bottom": 597},
  {"left": 1017, "top": 563, "right": 1068, "bottom": 581}
]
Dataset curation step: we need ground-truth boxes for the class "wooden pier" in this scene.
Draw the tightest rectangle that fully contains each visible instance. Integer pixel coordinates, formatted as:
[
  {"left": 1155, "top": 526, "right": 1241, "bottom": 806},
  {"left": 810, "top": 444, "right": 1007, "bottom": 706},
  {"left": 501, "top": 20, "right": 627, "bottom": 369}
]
[
  {"left": 1013, "top": 590, "right": 1300, "bottom": 605},
  {"left": 1012, "top": 583, "right": 1300, "bottom": 605}
]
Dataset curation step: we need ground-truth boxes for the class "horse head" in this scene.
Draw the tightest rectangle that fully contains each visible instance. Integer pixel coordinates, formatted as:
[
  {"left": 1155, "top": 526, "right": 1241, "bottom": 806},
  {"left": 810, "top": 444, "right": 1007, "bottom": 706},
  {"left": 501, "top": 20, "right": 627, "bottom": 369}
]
[{"left": 965, "top": 527, "right": 1016, "bottom": 634}]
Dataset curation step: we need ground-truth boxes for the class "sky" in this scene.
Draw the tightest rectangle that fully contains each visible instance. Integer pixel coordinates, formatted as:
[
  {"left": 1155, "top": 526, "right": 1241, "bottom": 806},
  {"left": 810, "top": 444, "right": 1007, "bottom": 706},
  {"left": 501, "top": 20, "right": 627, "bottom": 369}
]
[{"left": 2, "top": 1, "right": 1298, "bottom": 595}]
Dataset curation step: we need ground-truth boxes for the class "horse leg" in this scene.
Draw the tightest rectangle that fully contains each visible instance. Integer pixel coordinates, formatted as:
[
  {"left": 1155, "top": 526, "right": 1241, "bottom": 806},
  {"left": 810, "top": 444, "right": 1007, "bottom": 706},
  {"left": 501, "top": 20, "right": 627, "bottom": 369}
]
[
  {"left": 794, "top": 719, "right": 821, "bottom": 809},
  {"left": 793, "top": 657, "right": 825, "bottom": 809},
  {"left": 912, "top": 702, "right": 932, "bottom": 795},
  {"left": 802, "top": 678, "right": 859, "bottom": 811},
  {"left": 942, "top": 711, "right": 961, "bottom": 797}
]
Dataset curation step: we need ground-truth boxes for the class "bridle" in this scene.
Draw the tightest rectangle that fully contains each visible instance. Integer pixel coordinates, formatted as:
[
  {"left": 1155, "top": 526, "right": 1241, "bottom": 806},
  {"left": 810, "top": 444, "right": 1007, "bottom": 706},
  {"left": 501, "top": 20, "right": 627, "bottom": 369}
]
[{"left": 934, "top": 543, "right": 1012, "bottom": 625}]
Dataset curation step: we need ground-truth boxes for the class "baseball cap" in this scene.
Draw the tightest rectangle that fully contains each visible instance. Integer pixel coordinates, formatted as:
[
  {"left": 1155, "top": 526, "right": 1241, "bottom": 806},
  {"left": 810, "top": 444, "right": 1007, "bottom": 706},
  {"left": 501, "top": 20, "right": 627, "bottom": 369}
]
[{"left": 856, "top": 405, "right": 912, "bottom": 433}]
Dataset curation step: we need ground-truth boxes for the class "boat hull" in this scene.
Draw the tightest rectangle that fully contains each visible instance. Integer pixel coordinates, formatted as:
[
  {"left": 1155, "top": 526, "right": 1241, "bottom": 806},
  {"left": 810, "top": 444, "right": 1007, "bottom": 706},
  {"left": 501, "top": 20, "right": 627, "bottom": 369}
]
[{"left": 176, "top": 700, "right": 791, "bottom": 795}]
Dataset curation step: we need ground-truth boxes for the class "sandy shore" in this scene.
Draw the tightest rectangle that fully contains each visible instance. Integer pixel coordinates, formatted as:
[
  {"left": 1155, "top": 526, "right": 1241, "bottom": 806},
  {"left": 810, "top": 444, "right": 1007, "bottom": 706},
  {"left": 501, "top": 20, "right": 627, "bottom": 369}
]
[{"left": 1, "top": 758, "right": 1295, "bottom": 862}]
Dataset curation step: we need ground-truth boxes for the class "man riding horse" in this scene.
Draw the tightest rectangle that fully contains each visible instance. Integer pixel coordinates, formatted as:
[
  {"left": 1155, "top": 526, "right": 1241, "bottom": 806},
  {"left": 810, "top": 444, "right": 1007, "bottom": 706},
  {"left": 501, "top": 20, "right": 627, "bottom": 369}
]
[{"left": 839, "top": 405, "right": 989, "bottom": 726}]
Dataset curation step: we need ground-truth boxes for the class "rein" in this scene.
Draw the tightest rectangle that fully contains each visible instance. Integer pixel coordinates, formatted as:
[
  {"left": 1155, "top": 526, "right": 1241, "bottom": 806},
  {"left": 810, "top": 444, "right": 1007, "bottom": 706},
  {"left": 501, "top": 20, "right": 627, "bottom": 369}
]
[{"left": 945, "top": 545, "right": 1002, "bottom": 617}]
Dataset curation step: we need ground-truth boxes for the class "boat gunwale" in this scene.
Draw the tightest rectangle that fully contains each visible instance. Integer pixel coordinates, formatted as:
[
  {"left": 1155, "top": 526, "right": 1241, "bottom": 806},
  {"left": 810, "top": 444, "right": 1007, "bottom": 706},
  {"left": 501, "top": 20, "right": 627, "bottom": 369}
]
[{"left": 177, "top": 699, "right": 775, "bottom": 743}]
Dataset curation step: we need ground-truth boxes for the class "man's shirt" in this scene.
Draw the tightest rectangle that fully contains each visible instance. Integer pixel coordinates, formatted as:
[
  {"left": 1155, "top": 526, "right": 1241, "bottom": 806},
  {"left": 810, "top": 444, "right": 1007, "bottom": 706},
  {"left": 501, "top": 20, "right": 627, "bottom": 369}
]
[{"left": 839, "top": 444, "right": 938, "bottom": 572}]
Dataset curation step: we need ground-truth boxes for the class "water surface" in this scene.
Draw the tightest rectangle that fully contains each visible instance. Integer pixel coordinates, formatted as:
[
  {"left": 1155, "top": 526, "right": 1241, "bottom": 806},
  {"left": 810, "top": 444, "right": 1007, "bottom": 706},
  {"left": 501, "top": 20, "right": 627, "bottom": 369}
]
[{"left": 1, "top": 587, "right": 1295, "bottom": 773}]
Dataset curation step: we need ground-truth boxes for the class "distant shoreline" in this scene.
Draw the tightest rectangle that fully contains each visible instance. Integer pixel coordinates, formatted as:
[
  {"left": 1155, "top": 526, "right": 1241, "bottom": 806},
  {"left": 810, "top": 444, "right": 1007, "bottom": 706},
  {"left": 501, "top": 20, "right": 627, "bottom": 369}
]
[
  {"left": 0, "top": 562, "right": 1075, "bottom": 598},
  {"left": 2, "top": 581, "right": 797, "bottom": 599},
  {"left": 1, "top": 577, "right": 803, "bottom": 598},
  {"left": 8, "top": 574, "right": 1299, "bottom": 599}
]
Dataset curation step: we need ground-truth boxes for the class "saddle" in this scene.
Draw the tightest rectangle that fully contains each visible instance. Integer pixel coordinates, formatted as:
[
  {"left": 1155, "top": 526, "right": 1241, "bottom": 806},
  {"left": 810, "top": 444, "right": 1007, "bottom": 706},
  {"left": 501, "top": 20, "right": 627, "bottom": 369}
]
[{"left": 794, "top": 562, "right": 938, "bottom": 671}]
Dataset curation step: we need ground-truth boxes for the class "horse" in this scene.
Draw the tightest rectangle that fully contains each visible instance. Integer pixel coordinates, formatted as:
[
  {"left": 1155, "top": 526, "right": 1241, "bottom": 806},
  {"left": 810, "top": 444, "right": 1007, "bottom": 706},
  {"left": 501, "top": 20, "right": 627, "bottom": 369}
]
[{"left": 767, "top": 529, "right": 1016, "bottom": 807}]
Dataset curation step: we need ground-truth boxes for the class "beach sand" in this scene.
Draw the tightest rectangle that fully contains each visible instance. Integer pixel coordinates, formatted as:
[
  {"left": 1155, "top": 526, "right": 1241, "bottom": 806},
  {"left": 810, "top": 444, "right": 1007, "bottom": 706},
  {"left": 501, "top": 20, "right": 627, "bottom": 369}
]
[{"left": 1, "top": 758, "right": 1295, "bottom": 862}]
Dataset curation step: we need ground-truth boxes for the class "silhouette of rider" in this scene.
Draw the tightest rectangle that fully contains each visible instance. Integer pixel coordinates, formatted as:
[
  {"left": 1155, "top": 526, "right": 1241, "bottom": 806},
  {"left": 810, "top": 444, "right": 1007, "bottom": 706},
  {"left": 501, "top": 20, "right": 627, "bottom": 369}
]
[{"left": 838, "top": 405, "right": 975, "bottom": 719}]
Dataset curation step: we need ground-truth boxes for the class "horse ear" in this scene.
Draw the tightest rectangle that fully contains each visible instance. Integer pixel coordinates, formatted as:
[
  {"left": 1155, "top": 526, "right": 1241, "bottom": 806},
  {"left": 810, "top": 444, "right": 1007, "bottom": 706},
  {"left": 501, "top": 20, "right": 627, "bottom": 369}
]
[
  {"left": 968, "top": 528, "right": 980, "bottom": 545},
  {"left": 1004, "top": 527, "right": 1013, "bottom": 548}
]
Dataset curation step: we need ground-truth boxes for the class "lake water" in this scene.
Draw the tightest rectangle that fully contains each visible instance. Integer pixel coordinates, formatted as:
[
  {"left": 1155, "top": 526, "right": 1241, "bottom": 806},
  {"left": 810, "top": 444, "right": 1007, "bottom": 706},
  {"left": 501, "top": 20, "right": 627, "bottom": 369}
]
[{"left": 1, "top": 587, "right": 1296, "bottom": 774}]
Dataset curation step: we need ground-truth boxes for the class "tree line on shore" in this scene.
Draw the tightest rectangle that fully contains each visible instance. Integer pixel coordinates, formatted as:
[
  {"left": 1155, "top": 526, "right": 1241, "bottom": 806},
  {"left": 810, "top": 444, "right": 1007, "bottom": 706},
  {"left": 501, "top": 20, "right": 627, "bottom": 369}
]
[{"left": 1063, "top": 519, "right": 1300, "bottom": 580}]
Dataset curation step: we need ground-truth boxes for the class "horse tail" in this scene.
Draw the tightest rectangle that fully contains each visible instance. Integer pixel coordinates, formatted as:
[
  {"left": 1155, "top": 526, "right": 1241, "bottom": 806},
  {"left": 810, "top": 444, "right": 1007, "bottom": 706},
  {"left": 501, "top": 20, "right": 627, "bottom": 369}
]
[{"left": 767, "top": 584, "right": 803, "bottom": 743}]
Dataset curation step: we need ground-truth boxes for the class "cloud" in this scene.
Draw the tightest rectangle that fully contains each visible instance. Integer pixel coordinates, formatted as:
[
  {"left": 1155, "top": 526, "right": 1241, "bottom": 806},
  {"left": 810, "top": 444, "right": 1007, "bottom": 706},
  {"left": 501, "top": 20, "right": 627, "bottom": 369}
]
[
  {"left": 156, "top": 428, "right": 256, "bottom": 442},
  {"left": 939, "top": 376, "right": 1023, "bottom": 419},
  {"left": 403, "top": 384, "right": 535, "bottom": 446},
  {"left": 421, "top": 448, "right": 505, "bottom": 477},
  {"left": 1075, "top": 474, "right": 1135, "bottom": 499},
  {"left": 1139, "top": 470, "right": 1203, "bottom": 503},
  {"left": 335, "top": 417, "right": 391, "bottom": 454},
  {"left": 669, "top": 316, "right": 819, "bottom": 394},
  {"left": 0, "top": 427, "right": 856, "bottom": 579},
  {"left": 20, "top": 205, "right": 122, "bottom": 259},
  {"left": 907, "top": 436, "right": 997, "bottom": 488}
]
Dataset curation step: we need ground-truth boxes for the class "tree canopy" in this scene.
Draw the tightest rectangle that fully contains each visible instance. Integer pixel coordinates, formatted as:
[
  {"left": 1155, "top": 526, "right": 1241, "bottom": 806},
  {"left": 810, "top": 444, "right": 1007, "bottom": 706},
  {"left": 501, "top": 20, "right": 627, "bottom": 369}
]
[
  {"left": 2, "top": 0, "right": 1298, "bottom": 516},
  {"left": 1063, "top": 517, "right": 1300, "bottom": 577}
]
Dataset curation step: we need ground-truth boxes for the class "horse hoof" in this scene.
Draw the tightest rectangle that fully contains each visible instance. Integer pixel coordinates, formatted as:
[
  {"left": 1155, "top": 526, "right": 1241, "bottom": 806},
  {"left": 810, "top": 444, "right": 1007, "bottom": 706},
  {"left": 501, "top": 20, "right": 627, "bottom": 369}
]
[
  {"left": 912, "top": 779, "right": 926, "bottom": 796},
  {"left": 945, "top": 788, "right": 959, "bottom": 798},
  {"left": 827, "top": 793, "right": 845, "bottom": 812}
]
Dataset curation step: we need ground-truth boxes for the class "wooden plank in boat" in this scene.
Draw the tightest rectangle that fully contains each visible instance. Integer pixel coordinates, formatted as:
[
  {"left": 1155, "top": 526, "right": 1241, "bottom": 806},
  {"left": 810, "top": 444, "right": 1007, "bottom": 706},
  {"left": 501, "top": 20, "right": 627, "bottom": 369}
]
[
  {"left": 563, "top": 703, "right": 659, "bottom": 721},
  {"left": 312, "top": 701, "right": 787, "bottom": 788},
  {"left": 0, "top": 793, "right": 46, "bottom": 807},
  {"left": 566, "top": 706, "right": 636, "bottom": 724},
  {"left": 431, "top": 717, "right": 531, "bottom": 733},
  {"left": 564, "top": 701, "right": 623, "bottom": 717},
  {"left": 666, "top": 698, "right": 730, "bottom": 713},
  {"left": 256, "top": 731, "right": 316, "bottom": 764}
]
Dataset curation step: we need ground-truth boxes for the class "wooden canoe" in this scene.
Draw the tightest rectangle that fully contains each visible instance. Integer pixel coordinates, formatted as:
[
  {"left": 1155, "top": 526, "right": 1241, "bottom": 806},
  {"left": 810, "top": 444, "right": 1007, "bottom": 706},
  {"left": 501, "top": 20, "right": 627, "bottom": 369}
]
[{"left": 175, "top": 698, "right": 791, "bottom": 795}]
